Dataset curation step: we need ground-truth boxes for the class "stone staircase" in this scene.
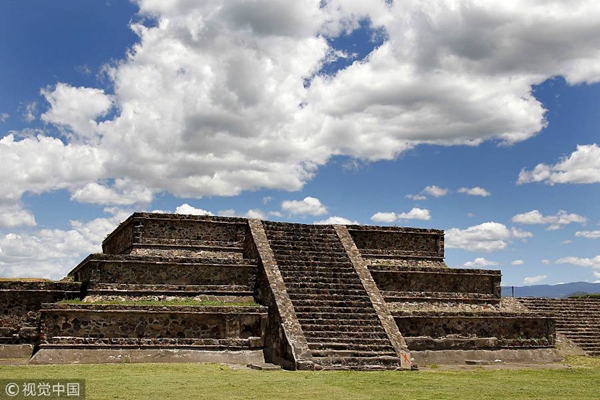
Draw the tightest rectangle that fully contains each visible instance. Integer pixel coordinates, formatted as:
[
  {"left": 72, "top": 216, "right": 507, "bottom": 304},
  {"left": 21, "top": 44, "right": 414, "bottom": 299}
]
[
  {"left": 263, "top": 222, "right": 402, "bottom": 370},
  {"left": 518, "top": 298, "right": 600, "bottom": 356}
]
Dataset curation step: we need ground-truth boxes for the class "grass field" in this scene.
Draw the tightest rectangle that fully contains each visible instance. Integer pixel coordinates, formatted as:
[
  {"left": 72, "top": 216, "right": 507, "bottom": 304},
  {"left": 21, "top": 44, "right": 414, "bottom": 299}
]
[{"left": 0, "top": 357, "right": 599, "bottom": 400}]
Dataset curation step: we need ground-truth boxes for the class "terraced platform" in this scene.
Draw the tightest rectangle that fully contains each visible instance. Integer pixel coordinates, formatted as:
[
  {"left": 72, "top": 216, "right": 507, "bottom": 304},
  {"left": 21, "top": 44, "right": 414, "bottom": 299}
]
[
  {"left": 0, "top": 213, "right": 570, "bottom": 368},
  {"left": 519, "top": 298, "right": 600, "bottom": 356}
]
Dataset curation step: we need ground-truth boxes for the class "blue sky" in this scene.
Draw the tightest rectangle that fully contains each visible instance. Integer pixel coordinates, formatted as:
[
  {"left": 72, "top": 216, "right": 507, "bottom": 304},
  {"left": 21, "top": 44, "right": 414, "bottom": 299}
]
[{"left": 1, "top": 0, "right": 599, "bottom": 286}]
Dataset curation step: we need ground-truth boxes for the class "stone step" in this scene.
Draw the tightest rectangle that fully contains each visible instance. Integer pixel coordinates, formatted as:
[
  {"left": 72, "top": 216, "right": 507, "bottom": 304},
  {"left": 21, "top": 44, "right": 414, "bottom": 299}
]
[
  {"left": 299, "top": 319, "right": 385, "bottom": 337},
  {"left": 298, "top": 316, "right": 381, "bottom": 325},
  {"left": 264, "top": 225, "right": 335, "bottom": 233},
  {"left": 292, "top": 301, "right": 373, "bottom": 310},
  {"left": 288, "top": 288, "right": 366, "bottom": 300},
  {"left": 310, "top": 349, "right": 396, "bottom": 358},
  {"left": 302, "top": 330, "right": 389, "bottom": 339},
  {"left": 570, "top": 335, "right": 600, "bottom": 341},
  {"left": 295, "top": 310, "right": 378, "bottom": 319},
  {"left": 267, "top": 238, "right": 342, "bottom": 247},
  {"left": 575, "top": 342, "right": 600, "bottom": 349},
  {"left": 549, "top": 313, "right": 600, "bottom": 318},
  {"left": 265, "top": 231, "right": 336, "bottom": 239},
  {"left": 284, "top": 277, "right": 363, "bottom": 285},
  {"left": 308, "top": 342, "right": 395, "bottom": 352},
  {"left": 556, "top": 324, "right": 600, "bottom": 329},
  {"left": 565, "top": 332, "right": 600, "bottom": 338},
  {"left": 88, "top": 283, "right": 254, "bottom": 296},
  {"left": 311, "top": 356, "right": 401, "bottom": 368},
  {"left": 281, "top": 270, "right": 358, "bottom": 278},
  {"left": 277, "top": 261, "right": 353, "bottom": 268},
  {"left": 557, "top": 328, "right": 600, "bottom": 334},
  {"left": 41, "top": 337, "right": 262, "bottom": 349},
  {"left": 308, "top": 337, "right": 392, "bottom": 345},
  {"left": 279, "top": 268, "right": 356, "bottom": 276},
  {"left": 383, "top": 291, "right": 499, "bottom": 304},
  {"left": 285, "top": 282, "right": 364, "bottom": 291},
  {"left": 271, "top": 243, "right": 346, "bottom": 255},
  {"left": 269, "top": 243, "right": 346, "bottom": 251},
  {"left": 288, "top": 293, "right": 370, "bottom": 301},
  {"left": 274, "top": 255, "right": 349, "bottom": 263}
]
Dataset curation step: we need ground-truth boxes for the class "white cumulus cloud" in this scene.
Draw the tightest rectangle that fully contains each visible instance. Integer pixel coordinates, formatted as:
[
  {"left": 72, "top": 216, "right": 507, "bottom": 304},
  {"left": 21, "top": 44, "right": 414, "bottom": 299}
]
[
  {"left": 314, "top": 216, "right": 358, "bottom": 225},
  {"left": 518, "top": 144, "right": 600, "bottom": 185},
  {"left": 446, "top": 222, "right": 532, "bottom": 252},
  {"left": 0, "top": 208, "right": 129, "bottom": 279},
  {"left": 175, "top": 204, "right": 214, "bottom": 216},
  {"left": 463, "top": 257, "right": 499, "bottom": 268},
  {"left": 281, "top": 197, "right": 328, "bottom": 216},
  {"left": 575, "top": 230, "right": 600, "bottom": 239},
  {"left": 524, "top": 275, "right": 547, "bottom": 285},
  {"left": 446, "top": 222, "right": 511, "bottom": 252},
  {"left": 556, "top": 255, "right": 600, "bottom": 269},
  {"left": 512, "top": 210, "right": 587, "bottom": 230},
  {"left": 422, "top": 186, "right": 449, "bottom": 198},
  {"left": 2, "top": 0, "right": 600, "bottom": 228},
  {"left": 371, "top": 208, "right": 431, "bottom": 223},
  {"left": 458, "top": 187, "right": 491, "bottom": 197},
  {"left": 511, "top": 260, "right": 524, "bottom": 266},
  {"left": 407, "top": 186, "right": 449, "bottom": 200},
  {"left": 41, "top": 83, "right": 113, "bottom": 142}
]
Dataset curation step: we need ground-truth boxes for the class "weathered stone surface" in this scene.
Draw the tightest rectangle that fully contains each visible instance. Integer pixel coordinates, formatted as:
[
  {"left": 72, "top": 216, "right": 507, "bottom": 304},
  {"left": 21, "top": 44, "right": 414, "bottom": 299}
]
[
  {"left": 29, "top": 348, "right": 266, "bottom": 365},
  {"left": 260, "top": 222, "right": 406, "bottom": 370},
  {"left": 347, "top": 225, "right": 444, "bottom": 261},
  {"left": 1, "top": 213, "right": 564, "bottom": 369},
  {"left": 370, "top": 267, "right": 501, "bottom": 297},
  {"left": 70, "top": 254, "right": 257, "bottom": 288},
  {"left": 247, "top": 219, "right": 313, "bottom": 370},
  {"left": 102, "top": 213, "right": 248, "bottom": 256},
  {"left": 519, "top": 297, "right": 600, "bottom": 356},
  {"left": 334, "top": 225, "right": 411, "bottom": 369},
  {"left": 40, "top": 304, "right": 267, "bottom": 346},
  {"left": 394, "top": 311, "right": 555, "bottom": 350},
  {"left": 0, "top": 282, "right": 81, "bottom": 344}
]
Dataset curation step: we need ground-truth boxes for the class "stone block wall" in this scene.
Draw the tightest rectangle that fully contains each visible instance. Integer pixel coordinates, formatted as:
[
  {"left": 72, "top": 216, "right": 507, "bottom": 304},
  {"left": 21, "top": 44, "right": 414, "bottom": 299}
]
[
  {"left": 102, "top": 213, "right": 249, "bottom": 255},
  {"left": 71, "top": 255, "right": 256, "bottom": 287},
  {"left": 347, "top": 225, "right": 444, "bottom": 259},
  {"left": 370, "top": 267, "right": 501, "bottom": 297},
  {"left": 395, "top": 312, "right": 555, "bottom": 350},
  {"left": 40, "top": 304, "right": 267, "bottom": 346},
  {"left": 0, "top": 282, "right": 81, "bottom": 343}
]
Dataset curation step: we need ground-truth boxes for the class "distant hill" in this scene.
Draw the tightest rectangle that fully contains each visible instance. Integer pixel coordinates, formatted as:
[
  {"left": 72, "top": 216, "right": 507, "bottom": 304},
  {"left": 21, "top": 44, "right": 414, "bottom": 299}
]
[{"left": 501, "top": 282, "right": 600, "bottom": 298}]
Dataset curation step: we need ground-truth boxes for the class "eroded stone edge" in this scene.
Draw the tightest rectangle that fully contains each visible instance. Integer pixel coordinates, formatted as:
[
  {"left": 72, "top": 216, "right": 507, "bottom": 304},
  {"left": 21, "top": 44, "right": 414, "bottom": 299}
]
[
  {"left": 247, "top": 219, "right": 313, "bottom": 369},
  {"left": 334, "top": 224, "right": 412, "bottom": 370}
]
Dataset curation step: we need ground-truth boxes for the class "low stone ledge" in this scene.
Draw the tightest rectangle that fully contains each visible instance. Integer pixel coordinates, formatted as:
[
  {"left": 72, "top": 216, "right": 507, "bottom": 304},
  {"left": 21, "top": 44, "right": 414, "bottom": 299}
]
[
  {"left": 41, "top": 303, "right": 266, "bottom": 313},
  {"left": 392, "top": 310, "right": 553, "bottom": 317},
  {"left": 405, "top": 336, "right": 554, "bottom": 351},
  {"left": 370, "top": 266, "right": 500, "bottom": 275},
  {"left": 411, "top": 348, "right": 562, "bottom": 365},
  {"left": 406, "top": 337, "right": 500, "bottom": 351},
  {"left": 29, "top": 348, "right": 266, "bottom": 365},
  {"left": 40, "top": 305, "right": 267, "bottom": 344},
  {"left": 41, "top": 336, "right": 263, "bottom": 349},
  {"left": 0, "top": 281, "right": 81, "bottom": 291}
]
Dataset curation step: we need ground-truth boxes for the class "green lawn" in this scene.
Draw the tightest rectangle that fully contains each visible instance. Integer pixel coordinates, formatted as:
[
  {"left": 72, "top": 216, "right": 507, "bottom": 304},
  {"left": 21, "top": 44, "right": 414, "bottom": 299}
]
[{"left": 1, "top": 357, "right": 599, "bottom": 400}]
